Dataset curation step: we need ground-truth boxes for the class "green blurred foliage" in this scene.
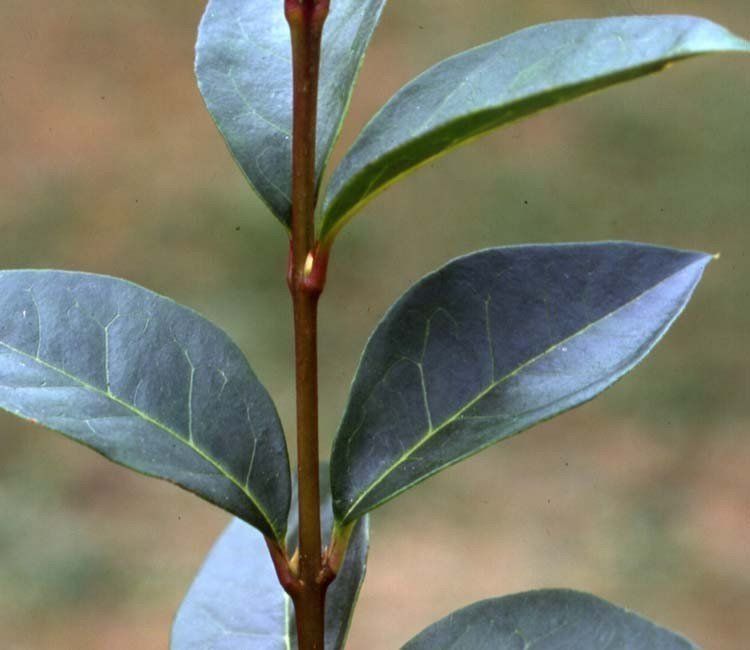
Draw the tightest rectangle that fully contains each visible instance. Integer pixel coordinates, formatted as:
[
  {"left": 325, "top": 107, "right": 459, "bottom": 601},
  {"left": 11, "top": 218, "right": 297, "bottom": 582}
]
[{"left": 0, "top": 1, "right": 748, "bottom": 648}]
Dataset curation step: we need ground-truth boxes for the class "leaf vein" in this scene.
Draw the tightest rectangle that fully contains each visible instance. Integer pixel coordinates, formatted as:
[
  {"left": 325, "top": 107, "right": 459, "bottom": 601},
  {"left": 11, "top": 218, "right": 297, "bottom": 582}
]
[
  {"left": 0, "top": 338, "right": 280, "bottom": 540},
  {"left": 342, "top": 265, "right": 694, "bottom": 520}
]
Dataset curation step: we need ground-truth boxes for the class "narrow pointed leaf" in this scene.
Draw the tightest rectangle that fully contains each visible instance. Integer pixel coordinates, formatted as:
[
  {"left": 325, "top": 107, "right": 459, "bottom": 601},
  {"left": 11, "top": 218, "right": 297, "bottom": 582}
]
[
  {"left": 0, "top": 270, "right": 290, "bottom": 542},
  {"left": 196, "top": 0, "right": 388, "bottom": 227},
  {"left": 320, "top": 16, "right": 750, "bottom": 242},
  {"left": 402, "top": 590, "right": 699, "bottom": 649},
  {"left": 172, "top": 465, "right": 369, "bottom": 650},
  {"left": 331, "top": 243, "right": 711, "bottom": 524}
]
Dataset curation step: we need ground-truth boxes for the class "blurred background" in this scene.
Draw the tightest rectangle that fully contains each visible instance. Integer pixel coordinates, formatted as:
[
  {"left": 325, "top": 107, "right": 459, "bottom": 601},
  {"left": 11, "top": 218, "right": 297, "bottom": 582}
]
[{"left": 0, "top": 1, "right": 748, "bottom": 648}]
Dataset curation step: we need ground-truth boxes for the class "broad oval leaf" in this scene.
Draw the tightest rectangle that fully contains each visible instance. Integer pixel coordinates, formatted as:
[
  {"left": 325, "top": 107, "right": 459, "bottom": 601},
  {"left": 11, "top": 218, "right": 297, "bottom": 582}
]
[
  {"left": 402, "top": 590, "right": 699, "bottom": 649},
  {"left": 0, "top": 270, "right": 290, "bottom": 542},
  {"left": 196, "top": 0, "right": 388, "bottom": 227},
  {"left": 320, "top": 16, "right": 750, "bottom": 242},
  {"left": 330, "top": 243, "right": 711, "bottom": 524},
  {"left": 172, "top": 465, "right": 369, "bottom": 650}
]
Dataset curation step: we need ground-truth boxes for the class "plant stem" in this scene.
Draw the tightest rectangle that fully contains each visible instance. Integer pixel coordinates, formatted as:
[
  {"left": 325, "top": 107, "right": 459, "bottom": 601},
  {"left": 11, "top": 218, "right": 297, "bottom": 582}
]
[{"left": 285, "top": 1, "right": 330, "bottom": 648}]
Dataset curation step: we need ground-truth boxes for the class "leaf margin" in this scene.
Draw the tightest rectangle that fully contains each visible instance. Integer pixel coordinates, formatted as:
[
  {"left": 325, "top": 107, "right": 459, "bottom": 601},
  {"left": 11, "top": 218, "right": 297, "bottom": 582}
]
[
  {"left": 400, "top": 589, "right": 700, "bottom": 649},
  {"left": 0, "top": 268, "right": 291, "bottom": 543},
  {"left": 330, "top": 242, "right": 713, "bottom": 524},
  {"left": 319, "top": 15, "right": 750, "bottom": 243}
]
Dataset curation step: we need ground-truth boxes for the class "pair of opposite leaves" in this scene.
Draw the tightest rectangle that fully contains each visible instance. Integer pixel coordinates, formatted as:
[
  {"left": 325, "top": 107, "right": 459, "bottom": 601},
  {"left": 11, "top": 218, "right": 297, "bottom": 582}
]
[
  {"left": 196, "top": 0, "right": 749, "bottom": 245},
  {"left": 0, "top": 2, "right": 748, "bottom": 648},
  {"left": 0, "top": 243, "right": 714, "bottom": 541}
]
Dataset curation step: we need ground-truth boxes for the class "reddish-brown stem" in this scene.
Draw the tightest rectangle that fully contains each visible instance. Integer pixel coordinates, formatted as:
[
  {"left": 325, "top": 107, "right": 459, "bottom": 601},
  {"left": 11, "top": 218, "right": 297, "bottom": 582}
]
[{"left": 285, "top": 1, "right": 331, "bottom": 649}]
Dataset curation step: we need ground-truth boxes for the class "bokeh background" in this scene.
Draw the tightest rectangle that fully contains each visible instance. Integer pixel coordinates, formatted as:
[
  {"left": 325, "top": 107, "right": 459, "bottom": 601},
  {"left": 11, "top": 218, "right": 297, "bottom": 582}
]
[{"left": 1, "top": 1, "right": 748, "bottom": 648}]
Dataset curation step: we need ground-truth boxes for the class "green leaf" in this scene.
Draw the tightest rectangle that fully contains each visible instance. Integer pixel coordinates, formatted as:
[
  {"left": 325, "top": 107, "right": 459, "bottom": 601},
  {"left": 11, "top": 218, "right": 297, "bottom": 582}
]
[
  {"left": 320, "top": 16, "right": 750, "bottom": 242},
  {"left": 401, "top": 590, "right": 699, "bottom": 649},
  {"left": 171, "top": 465, "right": 370, "bottom": 650},
  {"left": 0, "top": 270, "right": 290, "bottom": 542},
  {"left": 196, "top": 0, "right": 388, "bottom": 227},
  {"left": 171, "top": 518, "right": 287, "bottom": 649},
  {"left": 330, "top": 243, "right": 711, "bottom": 524}
]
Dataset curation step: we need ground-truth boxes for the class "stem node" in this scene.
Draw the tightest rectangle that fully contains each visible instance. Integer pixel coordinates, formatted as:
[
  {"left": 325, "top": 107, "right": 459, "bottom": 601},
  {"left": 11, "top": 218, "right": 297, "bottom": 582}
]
[
  {"left": 266, "top": 538, "right": 302, "bottom": 598},
  {"left": 285, "top": 0, "right": 330, "bottom": 645}
]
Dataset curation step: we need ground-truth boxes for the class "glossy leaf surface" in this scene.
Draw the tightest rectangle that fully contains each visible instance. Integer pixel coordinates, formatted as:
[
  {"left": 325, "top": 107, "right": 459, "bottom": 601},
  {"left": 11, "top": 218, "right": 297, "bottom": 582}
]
[
  {"left": 331, "top": 243, "right": 711, "bottom": 523},
  {"left": 402, "top": 590, "right": 699, "bottom": 649},
  {"left": 196, "top": 0, "right": 388, "bottom": 227},
  {"left": 321, "top": 16, "right": 750, "bottom": 241},
  {"left": 0, "top": 271, "right": 289, "bottom": 542},
  {"left": 172, "top": 466, "right": 369, "bottom": 650}
]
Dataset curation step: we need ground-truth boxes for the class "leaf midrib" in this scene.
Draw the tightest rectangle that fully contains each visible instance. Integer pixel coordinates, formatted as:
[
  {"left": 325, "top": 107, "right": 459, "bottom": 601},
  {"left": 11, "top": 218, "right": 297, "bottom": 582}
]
[
  {"left": 341, "top": 259, "right": 701, "bottom": 521},
  {"left": 0, "top": 338, "right": 282, "bottom": 542},
  {"left": 324, "top": 12, "right": 750, "bottom": 240},
  {"left": 322, "top": 57, "right": 683, "bottom": 240}
]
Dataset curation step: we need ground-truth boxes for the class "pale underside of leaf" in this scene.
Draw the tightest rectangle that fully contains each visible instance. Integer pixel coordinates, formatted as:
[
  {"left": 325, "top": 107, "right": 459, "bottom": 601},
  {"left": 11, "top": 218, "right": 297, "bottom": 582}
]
[
  {"left": 331, "top": 244, "right": 711, "bottom": 524},
  {"left": 0, "top": 270, "right": 290, "bottom": 542},
  {"left": 401, "top": 590, "right": 699, "bottom": 649},
  {"left": 195, "top": 0, "right": 387, "bottom": 227},
  {"left": 320, "top": 15, "right": 750, "bottom": 242},
  {"left": 171, "top": 518, "right": 291, "bottom": 650}
]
